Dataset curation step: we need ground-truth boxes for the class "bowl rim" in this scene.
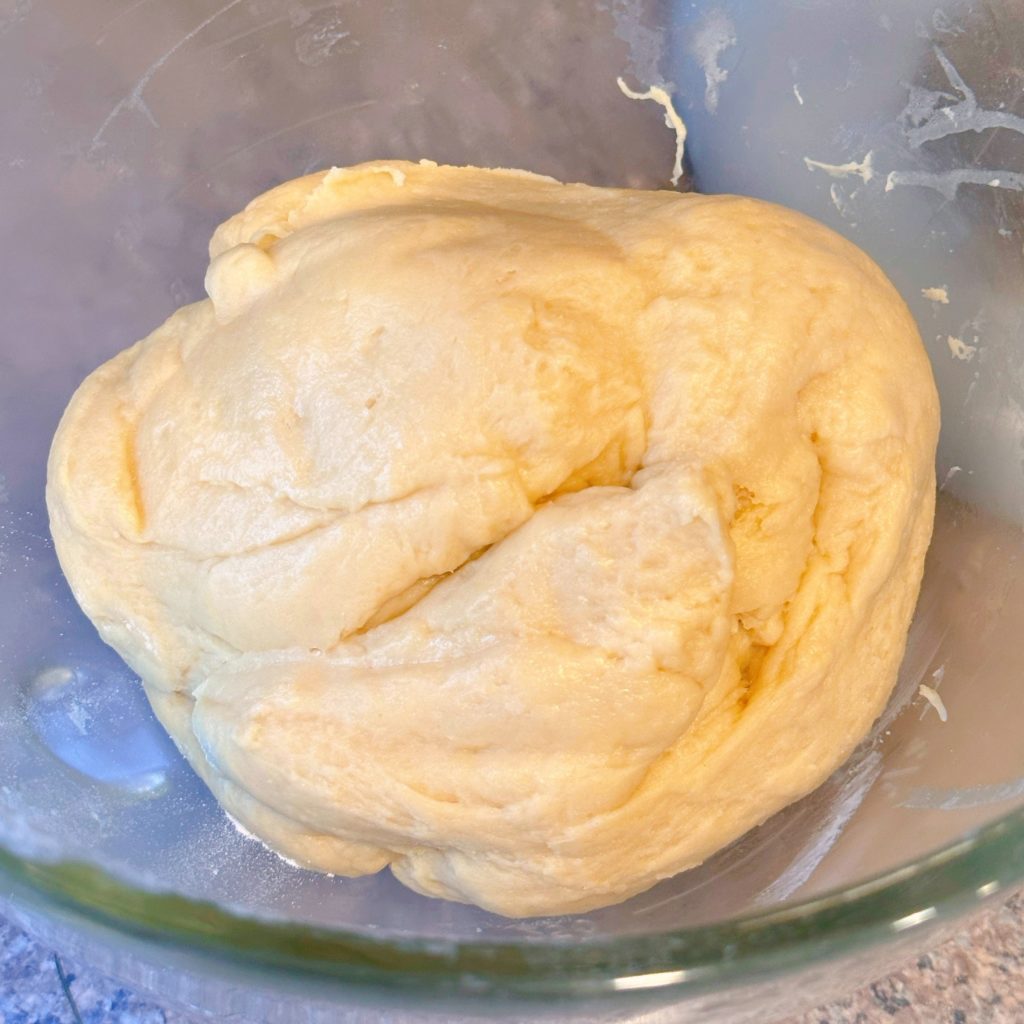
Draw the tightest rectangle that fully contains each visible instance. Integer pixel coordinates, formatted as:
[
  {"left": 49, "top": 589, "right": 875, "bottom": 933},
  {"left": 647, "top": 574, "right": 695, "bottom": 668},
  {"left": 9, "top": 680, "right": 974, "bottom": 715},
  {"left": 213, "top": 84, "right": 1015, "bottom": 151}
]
[{"left": 2, "top": 805, "right": 1022, "bottom": 999}]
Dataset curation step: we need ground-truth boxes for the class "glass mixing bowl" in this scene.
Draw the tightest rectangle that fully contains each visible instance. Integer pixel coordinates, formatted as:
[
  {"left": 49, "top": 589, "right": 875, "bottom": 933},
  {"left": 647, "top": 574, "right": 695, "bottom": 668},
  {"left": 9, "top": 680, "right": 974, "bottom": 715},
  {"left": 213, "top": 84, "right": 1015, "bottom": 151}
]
[{"left": 2, "top": 1, "right": 1023, "bottom": 1020}]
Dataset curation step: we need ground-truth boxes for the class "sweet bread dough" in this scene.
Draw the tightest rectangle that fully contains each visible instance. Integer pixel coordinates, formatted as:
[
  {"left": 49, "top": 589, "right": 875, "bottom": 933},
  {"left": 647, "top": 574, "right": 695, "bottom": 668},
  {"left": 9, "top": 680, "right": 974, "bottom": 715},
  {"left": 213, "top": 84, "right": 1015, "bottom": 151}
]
[
  {"left": 47, "top": 161, "right": 939, "bottom": 916},
  {"left": 47, "top": 162, "right": 940, "bottom": 914}
]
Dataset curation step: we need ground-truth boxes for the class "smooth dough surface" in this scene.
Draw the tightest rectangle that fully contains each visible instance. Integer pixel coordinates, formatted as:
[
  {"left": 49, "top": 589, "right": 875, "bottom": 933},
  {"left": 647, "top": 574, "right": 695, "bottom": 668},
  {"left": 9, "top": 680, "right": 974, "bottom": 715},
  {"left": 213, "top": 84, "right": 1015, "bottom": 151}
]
[{"left": 47, "top": 161, "right": 939, "bottom": 916}]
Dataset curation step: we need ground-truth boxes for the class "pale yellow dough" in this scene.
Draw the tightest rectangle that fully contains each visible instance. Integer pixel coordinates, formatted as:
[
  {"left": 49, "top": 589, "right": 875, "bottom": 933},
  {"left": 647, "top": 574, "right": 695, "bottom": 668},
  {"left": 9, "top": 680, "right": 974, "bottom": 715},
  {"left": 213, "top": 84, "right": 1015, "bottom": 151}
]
[{"left": 47, "top": 161, "right": 939, "bottom": 916}]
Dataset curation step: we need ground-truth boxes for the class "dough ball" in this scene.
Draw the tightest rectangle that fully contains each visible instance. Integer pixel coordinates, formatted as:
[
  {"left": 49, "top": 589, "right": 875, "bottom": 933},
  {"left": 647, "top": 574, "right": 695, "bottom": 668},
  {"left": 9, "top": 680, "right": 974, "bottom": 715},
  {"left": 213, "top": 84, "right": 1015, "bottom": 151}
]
[{"left": 47, "top": 161, "right": 938, "bottom": 916}]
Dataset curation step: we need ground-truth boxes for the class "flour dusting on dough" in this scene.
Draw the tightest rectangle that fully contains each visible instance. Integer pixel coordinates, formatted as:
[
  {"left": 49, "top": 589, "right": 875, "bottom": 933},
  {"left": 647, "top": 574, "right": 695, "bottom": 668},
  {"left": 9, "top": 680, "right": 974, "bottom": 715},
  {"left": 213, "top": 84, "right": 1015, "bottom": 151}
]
[{"left": 227, "top": 812, "right": 310, "bottom": 871}]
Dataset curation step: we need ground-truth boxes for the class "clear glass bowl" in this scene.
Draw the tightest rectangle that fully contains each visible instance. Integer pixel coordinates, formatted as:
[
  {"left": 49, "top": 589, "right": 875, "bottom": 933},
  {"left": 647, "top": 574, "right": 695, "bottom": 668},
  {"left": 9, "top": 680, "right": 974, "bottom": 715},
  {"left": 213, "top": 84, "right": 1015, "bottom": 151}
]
[{"left": 1, "top": 1, "right": 1023, "bottom": 1020}]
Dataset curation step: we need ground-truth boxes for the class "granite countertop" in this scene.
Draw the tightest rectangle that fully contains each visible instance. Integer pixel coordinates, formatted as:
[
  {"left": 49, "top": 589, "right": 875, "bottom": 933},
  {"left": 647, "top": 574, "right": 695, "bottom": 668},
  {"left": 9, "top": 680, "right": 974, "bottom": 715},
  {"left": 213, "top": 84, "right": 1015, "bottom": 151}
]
[{"left": 1, "top": 891, "right": 1021, "bottom": 1023}]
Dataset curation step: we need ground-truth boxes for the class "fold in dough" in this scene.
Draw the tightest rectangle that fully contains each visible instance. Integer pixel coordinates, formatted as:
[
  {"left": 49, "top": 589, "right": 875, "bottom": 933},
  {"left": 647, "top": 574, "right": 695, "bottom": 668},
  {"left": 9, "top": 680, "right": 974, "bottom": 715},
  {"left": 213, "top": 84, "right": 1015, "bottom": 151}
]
[{"left": 47, "top": 161, "right": 939, "bottom": 916}]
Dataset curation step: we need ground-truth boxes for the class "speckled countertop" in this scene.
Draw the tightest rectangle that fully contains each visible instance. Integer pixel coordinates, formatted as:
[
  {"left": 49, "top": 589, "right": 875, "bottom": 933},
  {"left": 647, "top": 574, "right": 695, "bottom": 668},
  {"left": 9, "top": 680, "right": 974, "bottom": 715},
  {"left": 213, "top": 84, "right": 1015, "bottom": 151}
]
[{"left": 1, "top": 892, "right": 1021, "bottom": 1023}]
